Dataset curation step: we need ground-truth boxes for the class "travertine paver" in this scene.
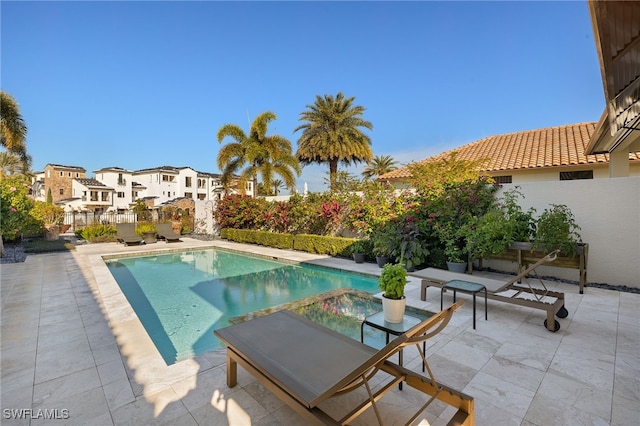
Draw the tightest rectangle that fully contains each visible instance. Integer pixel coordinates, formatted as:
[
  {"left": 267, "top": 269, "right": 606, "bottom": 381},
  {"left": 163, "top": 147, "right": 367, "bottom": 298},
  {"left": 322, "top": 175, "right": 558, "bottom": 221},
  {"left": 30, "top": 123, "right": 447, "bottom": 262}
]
[{"left": 1, "top": 237, "right": 638, "bottom": 425}]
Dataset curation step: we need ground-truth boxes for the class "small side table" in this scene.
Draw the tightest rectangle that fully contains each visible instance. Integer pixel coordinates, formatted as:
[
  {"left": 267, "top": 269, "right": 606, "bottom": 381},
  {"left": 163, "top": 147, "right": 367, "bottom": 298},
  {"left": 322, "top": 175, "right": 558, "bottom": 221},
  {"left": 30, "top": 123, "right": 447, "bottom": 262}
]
[
  {"left": 441, "top": 280, "right": 488, "bottom": 329},
  {"left": 360, "top": 311, "right": 426, "bottom": 390}
]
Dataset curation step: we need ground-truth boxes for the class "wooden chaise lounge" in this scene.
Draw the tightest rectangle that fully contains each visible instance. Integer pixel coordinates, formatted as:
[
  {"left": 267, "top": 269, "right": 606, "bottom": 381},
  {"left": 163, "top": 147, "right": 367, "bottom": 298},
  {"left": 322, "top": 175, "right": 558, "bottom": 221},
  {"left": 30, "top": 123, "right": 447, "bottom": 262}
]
[
  {"left": 215, "top": 302, "right": 474, "bottom": 425},
  {"left": 410, "top": 251, "right": 569, "bottom": 332}
]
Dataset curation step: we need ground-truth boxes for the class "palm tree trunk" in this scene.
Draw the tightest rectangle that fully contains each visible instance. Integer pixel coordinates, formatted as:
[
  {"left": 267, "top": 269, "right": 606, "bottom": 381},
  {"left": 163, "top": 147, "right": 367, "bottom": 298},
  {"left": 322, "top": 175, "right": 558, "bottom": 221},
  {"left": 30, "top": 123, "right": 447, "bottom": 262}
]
[
  {"left": 329, "top": 159, "right": 338, "bottom": 192},
  {"left": 253, "top": 175, "right": 257, "bottom": 197}
]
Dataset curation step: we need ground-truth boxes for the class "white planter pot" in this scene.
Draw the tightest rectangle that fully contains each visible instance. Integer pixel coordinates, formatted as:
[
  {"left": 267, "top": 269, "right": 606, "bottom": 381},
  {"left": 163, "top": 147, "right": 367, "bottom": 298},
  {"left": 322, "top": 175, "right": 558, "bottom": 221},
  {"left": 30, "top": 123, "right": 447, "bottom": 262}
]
[{"left": 381, "top": 296, "right": 406, "bottom": 323}]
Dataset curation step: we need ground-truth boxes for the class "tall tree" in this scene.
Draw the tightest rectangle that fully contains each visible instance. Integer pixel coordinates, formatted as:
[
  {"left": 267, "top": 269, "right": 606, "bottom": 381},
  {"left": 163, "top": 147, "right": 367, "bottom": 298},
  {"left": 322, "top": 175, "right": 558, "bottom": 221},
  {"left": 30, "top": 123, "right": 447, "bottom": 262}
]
[
  {"left": 295, "top": 92, "right": 373, "bottom": 191},
  {"left": 271, "top": 179, "right": 284, "bottom": 196},
  {"left": 0, "top": 91, "right": 30, "bottom": 170},
  {"left": 362, "top": 155, "right": 398, "bottom": 180},
  {"left": 217, "top": 111, "right": 301, "bottom": 196},
  {"left": 0, "top": 151, "right": 24, "bottom": 178}
]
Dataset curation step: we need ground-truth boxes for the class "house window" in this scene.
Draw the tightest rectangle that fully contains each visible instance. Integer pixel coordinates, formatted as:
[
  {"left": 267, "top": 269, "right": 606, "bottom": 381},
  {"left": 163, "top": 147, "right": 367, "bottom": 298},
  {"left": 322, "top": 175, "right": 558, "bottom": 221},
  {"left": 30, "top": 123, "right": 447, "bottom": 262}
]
[
  {"left": 117, "top": 192, "right": 125, "bottom": 198},
  {"left": 162, "top": 175, "right": 175, "bottom": 182},
  {"left": 185, "top": 177, "right": 192, "bottom": 187},
  {"left": 493, "top": 175, "right": 512, "bottom": 184},
  {"left": 197, "top": 193, "right": 206, "bottom": 200},
  {"left": 185, "top": 192, "right": 193, "bottom": 199},
  {"left": 59, "top": 171, "right": 63, "bottom": 177},
  {"left": 68, "top": 172, "right": 72, "bottom": 177},
  {"left": 76, "top": 172, "right": 80, "bottom": 178},
  {"left": 59, "top": 188, "right": 64, "bottom": 195},
  {"left": 560, "top": 170, "right": 593, "bottom": 180}
]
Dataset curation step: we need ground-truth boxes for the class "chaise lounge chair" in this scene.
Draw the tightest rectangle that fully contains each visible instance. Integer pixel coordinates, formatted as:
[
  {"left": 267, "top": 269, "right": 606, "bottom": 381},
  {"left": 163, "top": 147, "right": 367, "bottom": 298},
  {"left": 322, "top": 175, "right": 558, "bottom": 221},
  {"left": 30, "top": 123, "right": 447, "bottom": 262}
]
[
  {"left": 115, "top": 223, "right": 143, "bottom": 246},
  {"left": 214, "top": 301, "right": 474, "bottom": 426},
  {"left": 410, "top": 250, "right": 569, "bottom": 332},
  {"left": 156, "top": 223, "right": 181, "bottom": 243}
]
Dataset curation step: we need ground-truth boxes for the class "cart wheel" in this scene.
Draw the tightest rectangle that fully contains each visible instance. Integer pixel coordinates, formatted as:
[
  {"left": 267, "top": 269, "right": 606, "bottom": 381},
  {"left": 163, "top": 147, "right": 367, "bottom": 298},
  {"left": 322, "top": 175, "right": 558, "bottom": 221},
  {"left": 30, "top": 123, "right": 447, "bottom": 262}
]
[
  {"left": 544, "top": 319, "right": 560, "bottom": 332},
  {"left": 556, "top": 306, "right": 569, "bottom": 318}
]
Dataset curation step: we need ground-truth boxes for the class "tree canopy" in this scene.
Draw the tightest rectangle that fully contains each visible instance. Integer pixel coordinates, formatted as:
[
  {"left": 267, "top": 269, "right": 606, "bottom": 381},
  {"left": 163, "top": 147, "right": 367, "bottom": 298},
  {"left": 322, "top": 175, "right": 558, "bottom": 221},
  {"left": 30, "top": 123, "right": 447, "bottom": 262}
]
[
  {"left": 0, "top": 91, "right": 31, "bottom": 171},
  {"left": 217, "top": 111, "right": 301, "bottom": 196},
  {"left": 295, "top": 92, "right": 373, "bottom": 191},
  {"left": 362, "top": 155, "right": 398, "bottom": 180}
]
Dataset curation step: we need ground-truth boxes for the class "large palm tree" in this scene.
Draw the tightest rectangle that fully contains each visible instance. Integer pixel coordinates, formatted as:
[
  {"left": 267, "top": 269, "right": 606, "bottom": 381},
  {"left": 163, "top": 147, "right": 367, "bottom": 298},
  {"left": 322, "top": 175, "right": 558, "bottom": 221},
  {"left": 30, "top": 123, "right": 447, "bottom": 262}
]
[
  {"left": 0, "top": 91, "right": 30, "bottom": 169},
  {"left": 362, "top": 155, "right": 398, "bottom": 180},
  {"left": 217, "top": 111, "right": 301, "bottom": 196},
  {"left": 295, "top": 92, "right": 373, "bottom": 191},
  {"left": 0, "top": 151, "right": 25, "bottom": 178}
]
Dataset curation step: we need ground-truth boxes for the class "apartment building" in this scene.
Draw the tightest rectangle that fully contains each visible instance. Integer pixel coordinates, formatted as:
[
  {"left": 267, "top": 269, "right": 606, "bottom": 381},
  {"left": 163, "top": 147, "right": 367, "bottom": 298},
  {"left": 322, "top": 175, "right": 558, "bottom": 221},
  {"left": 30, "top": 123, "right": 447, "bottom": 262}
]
[{"left": 33, "top": 164, "right": 249, "bottom": 212}]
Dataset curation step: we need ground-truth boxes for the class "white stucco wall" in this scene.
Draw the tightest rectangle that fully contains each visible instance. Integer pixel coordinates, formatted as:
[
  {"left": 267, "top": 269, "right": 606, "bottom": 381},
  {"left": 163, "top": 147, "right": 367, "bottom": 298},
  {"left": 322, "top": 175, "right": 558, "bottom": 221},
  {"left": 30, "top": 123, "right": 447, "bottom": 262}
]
[{"left": 493, "top": 177, "right": 640, "bottom": 288}]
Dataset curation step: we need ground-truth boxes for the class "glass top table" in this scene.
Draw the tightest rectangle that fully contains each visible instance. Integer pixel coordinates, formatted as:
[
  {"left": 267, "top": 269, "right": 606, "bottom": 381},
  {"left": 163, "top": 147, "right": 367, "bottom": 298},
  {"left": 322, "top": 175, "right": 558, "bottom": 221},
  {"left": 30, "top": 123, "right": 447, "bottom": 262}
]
[
  {"left": 360, "top": 311, "right": 426, "bottom": 390},
  {"left": 441, "top": 279, "right": 488, "bottom": 329}
]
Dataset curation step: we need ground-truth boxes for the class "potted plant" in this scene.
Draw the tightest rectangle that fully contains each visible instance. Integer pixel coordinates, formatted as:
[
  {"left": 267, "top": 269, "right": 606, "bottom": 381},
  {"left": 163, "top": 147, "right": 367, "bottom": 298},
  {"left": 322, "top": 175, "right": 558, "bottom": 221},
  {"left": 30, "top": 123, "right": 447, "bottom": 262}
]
[
  {"left": 137, "top": 222, "right": 157, "bottom": 244},
  {"left": 532, "top": 204, "right": 582, "bottom": 257},
  {"left": 378, "top": 263, "right": 408, "bottom": 323},
  {"left": 350, "top": 239, "right": 368, "bottom": 263},
  {"left": 465, "top": 210, "right": 516, "bottom": 261},
  {"left": 435, "top": 224, "right": 468, "bottom": 273},
  {"left": 371, "top": 223, "right": 394, "bottom": 268},
  {"left": 31, "top": 201, "right": 65, "bottom": 241}
]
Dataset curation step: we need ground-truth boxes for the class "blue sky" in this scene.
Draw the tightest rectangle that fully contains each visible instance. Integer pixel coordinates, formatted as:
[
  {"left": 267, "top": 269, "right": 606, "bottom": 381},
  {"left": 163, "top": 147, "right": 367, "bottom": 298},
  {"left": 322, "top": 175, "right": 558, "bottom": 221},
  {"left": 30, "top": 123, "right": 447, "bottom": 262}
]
[{"left": 2, "top": 1, "right": 604, "bottom": 193}]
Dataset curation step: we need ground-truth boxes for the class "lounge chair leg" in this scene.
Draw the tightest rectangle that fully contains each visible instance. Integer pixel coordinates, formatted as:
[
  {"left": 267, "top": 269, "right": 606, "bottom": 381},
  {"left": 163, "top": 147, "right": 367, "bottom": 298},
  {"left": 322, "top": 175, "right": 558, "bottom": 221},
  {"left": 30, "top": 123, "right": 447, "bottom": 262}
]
[{"left": 226, "top": 351, "right": 237, "bottom": 387}]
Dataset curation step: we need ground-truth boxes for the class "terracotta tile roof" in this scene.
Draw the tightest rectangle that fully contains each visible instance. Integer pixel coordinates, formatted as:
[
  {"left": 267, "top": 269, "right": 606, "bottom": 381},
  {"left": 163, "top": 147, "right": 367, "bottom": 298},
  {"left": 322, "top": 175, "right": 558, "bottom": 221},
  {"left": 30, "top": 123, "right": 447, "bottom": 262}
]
[{"left": 379, "top": 122, "right": 640, "bottom": 180}]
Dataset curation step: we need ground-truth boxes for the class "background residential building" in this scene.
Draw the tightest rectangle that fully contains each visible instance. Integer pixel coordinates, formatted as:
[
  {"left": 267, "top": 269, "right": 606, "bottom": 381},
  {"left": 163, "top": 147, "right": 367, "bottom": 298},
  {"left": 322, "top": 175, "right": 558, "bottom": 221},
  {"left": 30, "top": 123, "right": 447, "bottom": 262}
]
[
  {"left": 33, "top": 164, "right": 247, "bottom": 213},
  {"left": 378, "top": 122, "right": 640, "bottom": 188}
]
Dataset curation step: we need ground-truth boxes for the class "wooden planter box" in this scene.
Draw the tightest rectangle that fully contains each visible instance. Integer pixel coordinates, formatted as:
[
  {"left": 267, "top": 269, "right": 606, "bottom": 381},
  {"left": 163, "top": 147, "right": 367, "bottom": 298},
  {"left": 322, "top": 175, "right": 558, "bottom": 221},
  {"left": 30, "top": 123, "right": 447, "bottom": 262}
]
[{"left": 477, "top": 242, "right": 589, "bottom": 293}]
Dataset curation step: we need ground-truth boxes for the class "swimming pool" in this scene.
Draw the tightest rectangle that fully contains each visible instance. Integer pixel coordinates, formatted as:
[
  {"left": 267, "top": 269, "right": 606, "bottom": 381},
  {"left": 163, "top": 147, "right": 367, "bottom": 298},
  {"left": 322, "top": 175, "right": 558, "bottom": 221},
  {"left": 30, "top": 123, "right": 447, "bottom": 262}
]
[
  {"left": 105, "top": 248, "right": 379, "bottom": 364},
  {"left": 234, "top": 288, "right": 434, "bottom": 350}
]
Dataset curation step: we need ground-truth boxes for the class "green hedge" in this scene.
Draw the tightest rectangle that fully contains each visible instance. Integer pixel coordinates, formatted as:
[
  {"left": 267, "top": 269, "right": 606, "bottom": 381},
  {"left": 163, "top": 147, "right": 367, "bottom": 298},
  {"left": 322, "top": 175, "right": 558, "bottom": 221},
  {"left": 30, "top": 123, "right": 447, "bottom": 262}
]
[{"left": 220, "top": 228, "right": 359, "bottom": 258}]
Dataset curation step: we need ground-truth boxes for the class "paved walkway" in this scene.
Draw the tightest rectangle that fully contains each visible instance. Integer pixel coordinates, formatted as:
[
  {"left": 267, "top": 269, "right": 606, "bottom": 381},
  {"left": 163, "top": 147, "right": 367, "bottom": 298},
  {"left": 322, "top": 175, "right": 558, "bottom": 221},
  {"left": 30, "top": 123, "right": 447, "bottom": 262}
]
[{"left": 1, "top": 238, "right": 638, "bottom": 425}]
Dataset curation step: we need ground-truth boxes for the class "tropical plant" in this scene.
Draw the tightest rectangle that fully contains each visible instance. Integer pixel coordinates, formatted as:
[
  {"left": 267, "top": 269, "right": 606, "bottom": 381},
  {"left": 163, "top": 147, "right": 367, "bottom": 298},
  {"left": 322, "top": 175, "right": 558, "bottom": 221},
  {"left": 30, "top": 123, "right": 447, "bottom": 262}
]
[
  {"left": 465, "top": 187, "right": 535, "bottom": 259},
  {"left": 465, "top": 210, "right": 515, "bottom": 260},
  {"left": 271, "top": 179, "right": 284, "bottom": 196},
  {"left": 407, "top": 151, "right": 490, "bottom": 197},
  {"left": 132, "top": 199, "right": 152, "bottom": 221},
  {"left": 501, "top": 187, "right": 536, "bottom": 241},
  {"left": 378, "top": 263, "right": 407, "bottom": 300},
  {"left": 0, "top": 151, "right": 28, "bottom": 178},
  {"left": 0, "top": 91, "right": 30, "bottom": 169},
  {"left": 345, "top": 181, "right": 407, "bottom": 237},
  {"left": 77, "top": 223, "right": 117, "bottom": 243},
  {"left": 361, "top": 155, "right": 398, "bottom": 180},
  {"left": 533, "top": 204, "right": 582, "bottom": 257},
  {"left": 136, "top": 222, "right": 157, "bottom": 235},
  {"left": 349, "top": 239, "right": 370, "bottom": 255},
  {"left": 30, "top": 201, "right": 65, "bottom": 225},
  {"left": 426, "top": 177, "right": 499, "bottom": 262},
  {"left": 0, "top": 177, "right": 35, "bottom": 255},
  {"left": 390, "top": 215, "right": 429, "bottom": 270},
  {"left": 317, "top": 199, "right": 345, "bottom": 237},
  {"left": 217, "top": 111, "right": 301, "bottom": 196},
  {"left": 370, "top": 220, "right": 396, "bottom": 257},
  {"left": 295, "top": 92, "right": 373, "bottom": 191},
  {"left": 322, "top": 170, "right": 364, "bottom": 192},
  {"left": 213, "top": 194, "right": 268, "bottom": 230}
]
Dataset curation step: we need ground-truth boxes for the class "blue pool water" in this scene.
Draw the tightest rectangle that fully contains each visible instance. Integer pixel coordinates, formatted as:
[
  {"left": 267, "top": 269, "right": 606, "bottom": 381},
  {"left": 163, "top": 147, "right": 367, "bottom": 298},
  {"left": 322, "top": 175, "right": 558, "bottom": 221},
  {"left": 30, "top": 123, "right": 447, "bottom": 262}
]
[{"left": 105, "top": 248, "right": 379, "bottom": 365}]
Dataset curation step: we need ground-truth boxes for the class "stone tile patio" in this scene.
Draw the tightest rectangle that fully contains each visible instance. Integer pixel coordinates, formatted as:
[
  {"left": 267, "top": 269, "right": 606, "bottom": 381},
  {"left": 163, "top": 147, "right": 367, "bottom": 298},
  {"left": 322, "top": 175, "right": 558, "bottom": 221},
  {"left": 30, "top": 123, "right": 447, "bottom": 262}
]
[{"left": 1, "top": 237, "right": 638, "bottom": 425}]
